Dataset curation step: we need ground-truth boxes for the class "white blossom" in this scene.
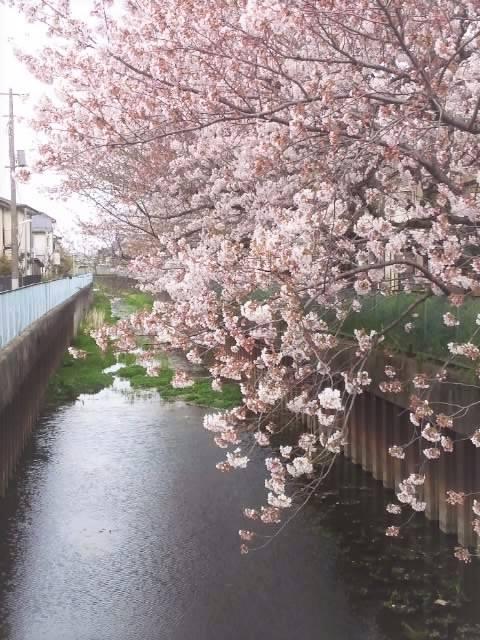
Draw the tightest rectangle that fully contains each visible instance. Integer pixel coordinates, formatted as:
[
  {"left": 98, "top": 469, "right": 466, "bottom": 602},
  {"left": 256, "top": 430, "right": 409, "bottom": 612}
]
[
  {"left": 279, "top": 445, "right": 292, "bottom": 458},
  {"left": 226, "top": 448, "right": 249, "bottom": 469},
  {"left": 286, "top": 456, "right": 313, "bottom": 477},
  {"left": 254, "top": 431, "right": 270, "bottom": 446},
  {"left": 389, "top": 445, "right": 405, "bottom": 460},
  {"left": 443, "top": 312, "right": 460, "bottom": 327},
  {"left": 386, "top": 503, "right": 402, "bottom": 514},
  {"left": 470, "top": 430, "right": 480, "bottom": 447},
  {"left": 267, "top": 492, "right": 292, "bottom": 509},
  {"left": 318, "top": 388, "right": 343, "bottom": 411}
]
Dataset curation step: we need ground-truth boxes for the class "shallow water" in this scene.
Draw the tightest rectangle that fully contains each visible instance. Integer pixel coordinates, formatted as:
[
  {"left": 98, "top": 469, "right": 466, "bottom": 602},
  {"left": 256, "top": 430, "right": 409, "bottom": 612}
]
[{"left": 0, "top": 378, "right": 478, "bottom": 640}]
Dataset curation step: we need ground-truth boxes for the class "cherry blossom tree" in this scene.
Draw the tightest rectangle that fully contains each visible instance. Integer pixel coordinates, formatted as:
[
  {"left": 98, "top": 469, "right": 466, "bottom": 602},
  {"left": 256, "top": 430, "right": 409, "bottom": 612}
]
[{"left": 10, "top": 0, "right": 480, "bottom": 558}]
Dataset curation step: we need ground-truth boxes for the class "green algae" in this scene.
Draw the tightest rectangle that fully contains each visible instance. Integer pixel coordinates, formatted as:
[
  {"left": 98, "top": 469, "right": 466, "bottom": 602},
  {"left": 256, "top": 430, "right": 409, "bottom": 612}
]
[
  {"left": 48, "top": 289, "right": 241, "bottom": 409},
  {"left": 46, "top": 291, "right": 116, "bottom": 403},
  {"left": 117, "top": 362, "right": 242, "bottom": 409}
]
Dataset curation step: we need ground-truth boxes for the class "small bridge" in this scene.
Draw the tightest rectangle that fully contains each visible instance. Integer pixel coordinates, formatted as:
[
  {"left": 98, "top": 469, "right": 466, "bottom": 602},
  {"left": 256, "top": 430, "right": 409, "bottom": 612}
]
[{"left": 0, "top": 275, "right": 93, "bottom": 494}]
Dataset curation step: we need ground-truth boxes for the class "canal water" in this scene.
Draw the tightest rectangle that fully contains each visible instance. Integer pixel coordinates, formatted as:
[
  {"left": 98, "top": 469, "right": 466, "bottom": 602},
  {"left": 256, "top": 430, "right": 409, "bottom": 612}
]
[{"left": 0, "top": 374, "right": 479, "bottom": 639}]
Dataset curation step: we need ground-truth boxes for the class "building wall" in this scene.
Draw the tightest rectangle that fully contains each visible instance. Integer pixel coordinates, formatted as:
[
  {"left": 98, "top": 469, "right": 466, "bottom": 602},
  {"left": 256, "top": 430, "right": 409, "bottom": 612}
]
[
  {"left": 33, "top": 230, "right": 58, "bottom": 273},
  {"left": 0, "top": 206, "right": 5, "bottom": 255},
  {"left": 0, "top": 206, "right": 32, "bottom": 275},
  {"left": 32, "top": 231, "right": 48, "bottom": 262}
]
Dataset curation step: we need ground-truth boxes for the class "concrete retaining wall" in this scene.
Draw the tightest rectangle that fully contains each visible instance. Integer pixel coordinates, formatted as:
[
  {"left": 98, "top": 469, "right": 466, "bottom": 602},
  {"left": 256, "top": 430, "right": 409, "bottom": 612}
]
[
  {"left": 274, "top": 346, "right": 480, "bottom": 548},
  {"left": 333, "top": 349, "right": 480, "bottom": 547},
  {"left": 0, "top": 285, "right": 92, "bottom": 495},
  {"left": 345, "top": 391, "right": 480, "bottom": 548}
]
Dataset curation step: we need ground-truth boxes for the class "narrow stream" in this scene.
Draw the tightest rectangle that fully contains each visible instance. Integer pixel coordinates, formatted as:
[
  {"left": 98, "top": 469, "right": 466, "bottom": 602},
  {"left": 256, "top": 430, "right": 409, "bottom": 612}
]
[{"left": 0, "top": 375, "right": 479, "bottom": 639}]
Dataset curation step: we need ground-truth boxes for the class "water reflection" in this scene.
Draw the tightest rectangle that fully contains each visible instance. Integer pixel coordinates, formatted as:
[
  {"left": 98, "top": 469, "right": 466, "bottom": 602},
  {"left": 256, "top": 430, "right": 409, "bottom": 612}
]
[
  {"left": 0, "top": 378, "right": 477, "bottom": 639},
  {"left": 306, "top": 463, "right": 480, "bottom": 639}
]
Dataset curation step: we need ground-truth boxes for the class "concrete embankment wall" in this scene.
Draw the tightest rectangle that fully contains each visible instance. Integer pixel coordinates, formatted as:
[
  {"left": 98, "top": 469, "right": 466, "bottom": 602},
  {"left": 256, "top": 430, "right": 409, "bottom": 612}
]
[
  {"left": 280, "top": 347, "right": 480, "bottom": 548},
  {"left": 345, "top": 350, "right": 480, "bottom": 548},
  {"left": 360, "top": 350, "right": 479, "bottom": 546},
  {"left": 0, "top": 286, "right": 92, "bottom": 495},
  {"left": 344, "top": 391, "right": 480, "bottom": 548}
]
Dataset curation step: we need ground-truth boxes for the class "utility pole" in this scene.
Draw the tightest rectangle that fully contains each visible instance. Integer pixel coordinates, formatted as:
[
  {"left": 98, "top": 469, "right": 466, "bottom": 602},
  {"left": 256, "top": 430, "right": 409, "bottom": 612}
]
[
  {"left": 1, "top": 89, "right": 22, "bottom": 289},
  {"left": 8, "top": 89, "right": 19, "bottom": 289}
]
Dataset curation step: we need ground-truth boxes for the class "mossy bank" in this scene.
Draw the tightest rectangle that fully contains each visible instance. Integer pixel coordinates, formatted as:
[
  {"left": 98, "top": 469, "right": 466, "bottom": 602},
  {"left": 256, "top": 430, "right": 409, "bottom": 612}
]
[
  {"left": 46, "top": 291, "right": 117, "bottom": 403},
  {"left": 47, "top": 289, "right": 241, "bottom": 409},
  {"left": 117, "top": 356, "right": 242, "bottom": 410}
]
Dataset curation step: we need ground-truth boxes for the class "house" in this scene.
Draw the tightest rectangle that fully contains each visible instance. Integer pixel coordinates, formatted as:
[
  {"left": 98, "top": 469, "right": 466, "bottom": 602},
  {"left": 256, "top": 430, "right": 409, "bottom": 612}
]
[
  {"left": 0, "top": 196, "right": 35, "bottom": 275},
  {"left": 0, "top": 197, "right": 61, "bottom": 278},
  {"left": 31, "top": 212, "right": 60, "bottom": 275}
]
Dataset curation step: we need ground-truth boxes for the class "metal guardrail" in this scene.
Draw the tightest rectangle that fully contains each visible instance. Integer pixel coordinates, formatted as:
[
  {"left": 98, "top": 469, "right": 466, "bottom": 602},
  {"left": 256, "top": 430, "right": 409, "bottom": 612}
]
[
  {"left": 0, "top": 274, "right": 93, "bottom": 349},
  {"left": 0, "top": 275, "right": 42, "bottom": 293}
]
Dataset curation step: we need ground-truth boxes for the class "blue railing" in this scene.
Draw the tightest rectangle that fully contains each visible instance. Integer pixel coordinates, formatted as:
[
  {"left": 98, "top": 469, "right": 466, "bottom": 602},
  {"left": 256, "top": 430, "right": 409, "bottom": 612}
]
[{"left": 0, "top": 274, "right": 93, "bottom": 349}]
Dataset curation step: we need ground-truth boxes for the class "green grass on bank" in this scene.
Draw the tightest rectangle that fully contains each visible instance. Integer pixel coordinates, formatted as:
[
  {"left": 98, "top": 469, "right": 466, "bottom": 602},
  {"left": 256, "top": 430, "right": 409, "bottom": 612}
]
[
  {"left": 246, "top": 286, "right": 480, "bottom": 367},
  {"left": 91, "top": 286, "right": 153, "bottom": 321},
  {"left": 46, "top": 333, "right": 115, "bottom": 403},
  {"left": 122, "top": 291, "right": 154, "bottom": 312},
  {"left": 91, "top": 289, "right": 118, "bottom": 324},
  {"left": 117, "top": 362, "right": 242, "bottom": 409},
  {"left": 339, "top": 294, "right": 480, "bottom": 364},
  {"left": 48, "top": 288, "right": 241, "bottom": 409},
  {"left": 113, "top": 297, "right": 241, "bottom": 408},
  {"left": 46, "top": 292, "right": 116, "bottom": 403}
]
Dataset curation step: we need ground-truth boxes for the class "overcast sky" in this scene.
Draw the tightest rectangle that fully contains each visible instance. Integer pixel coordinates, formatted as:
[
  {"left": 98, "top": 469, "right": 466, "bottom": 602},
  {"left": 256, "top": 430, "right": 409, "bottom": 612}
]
[{"left": 0, "top": 4, "right": 96, "bottom": 248}]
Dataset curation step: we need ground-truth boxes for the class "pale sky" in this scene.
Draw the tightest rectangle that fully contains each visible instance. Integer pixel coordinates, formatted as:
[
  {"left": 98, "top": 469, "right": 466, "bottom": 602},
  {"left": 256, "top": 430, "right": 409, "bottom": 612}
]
[{"left": 0, "top": 4, "right": 98, "bottom": 249}]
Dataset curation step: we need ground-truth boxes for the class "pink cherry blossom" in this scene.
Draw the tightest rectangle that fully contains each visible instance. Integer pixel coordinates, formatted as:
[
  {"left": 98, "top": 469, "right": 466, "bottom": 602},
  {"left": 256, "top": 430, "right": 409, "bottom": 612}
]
[
  {"left": 386, "top": 504, "right": 402, "bottom": 515},
  {"left": 470, "top": 430, "right": 480, "bottom": 447},
  {"left": 318, "top": 388, "right": 342, "bottom": 411},
  {"left": 239, "top": 529, "right": 255, "bottom": 541},
  {"left": 68, "top": 347, "right": 87, "bottom": 360},
  {"left": 13, "top": 0, "right": 480, "bottom": 554},
  {"left": 423, "top": 448, "right": 441, "bottom": 460},
  {"left": 389, "top": 446, "right": 405, "bottom": 460},
  {"left": 171, "top": 371, "right": 195, "bottom": 388},
  {"left": 254, "top": 431, "right": 270, "bottom": 447},
  {"left": 446, "top": 491, "right": 466, "bottom": 506},
  {"left": 422, "top": 424, "right": 441, "bottom": 443},
  {"left": 411, "top": 500, "right": 427, "bottom": 513},
  {"left": 286, "top": 457, "right": 313, "bottom": 478},
  {"left": 454, "top": 547, "right": 472, "bottom": 564},
  {"left": 279, "top": 446, "right": 292, "bottom": 459},
  {"left": 443, "top": 313, "right": 460, "bottom": 327}
]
